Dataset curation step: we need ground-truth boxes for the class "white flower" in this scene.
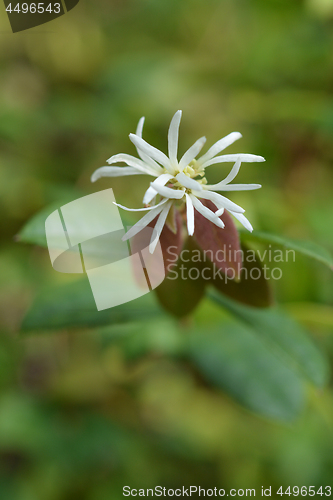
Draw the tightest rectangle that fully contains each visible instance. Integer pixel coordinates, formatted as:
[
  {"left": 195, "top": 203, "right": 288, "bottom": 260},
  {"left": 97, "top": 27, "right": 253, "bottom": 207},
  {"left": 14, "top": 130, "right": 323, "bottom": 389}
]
[{"left": 91, "top": 111, "right": 265, "bottom": 253}]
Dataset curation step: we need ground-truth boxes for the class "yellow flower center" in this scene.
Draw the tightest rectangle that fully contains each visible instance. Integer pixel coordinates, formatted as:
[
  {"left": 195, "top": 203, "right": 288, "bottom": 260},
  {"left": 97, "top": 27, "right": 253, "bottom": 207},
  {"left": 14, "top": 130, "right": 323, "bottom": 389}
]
[
  {"left": 171, "top": 159, "right": 208, "bottom": 191},
  {"left": 183, "top": 165, "right": 196, "bottom": 177}
]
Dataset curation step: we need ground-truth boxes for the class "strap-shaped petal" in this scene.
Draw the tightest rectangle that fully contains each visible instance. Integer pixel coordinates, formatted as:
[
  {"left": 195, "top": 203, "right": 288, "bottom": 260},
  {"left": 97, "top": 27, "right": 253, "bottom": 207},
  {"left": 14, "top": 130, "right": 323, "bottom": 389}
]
[
  {"left": 193, "top": 190, "right": 245, "bottom": 213},
  {"left": 113, "top": 198, "right": 168, "bottom": 212},
  {"left": 151, "top": 173, "right": 174, "bottom": 187},
  {"left": 185, "top": 193, "right": 195, "bottom": 235},
  {"left": 168, "top": 110, "right": 182, "bottom": 166},
  {"left": 197, "top": 132, "right": 242, "bottom": 166},
  {"left": 206, "top": 156, "right": 261, "bottom": 191},
  {"left": 106, "top": 153, "right": 162, "bottom": 176},
  {"left": 212, "top": 183, "right": 262, "bottom": 191},
  {"left": 149, "top": 201, "right": 172, "bottom": 253},
  {"left": 129, "top": 134, "right": 174, "bottom": 173},
  {"left": 142, "top": 186, "right": 158, "bottom": 205},
  {"left": 136, "top": 116, "right": 145, "bottom": 137},
  {"left": 91, "top": 166, "right": 145, "bottom": 182},
  {"left": 229, "top": 211, "right": 253, "bottom": 232},
  {"left": 151, "top": 183, "right": 185, "bottom": 200},
  {"left": 206, "top": 158, "right": 242, "bottom": 188},
  {"left": 143, "top": 173, "right": 174, "bottom": 204},
  {"left": 215, "top": 207, "right": 224, "bottom": 216},
  {"left": 122, "top": 204, "right": 166, "bottom": 242},
  {"left": 178, "top": 136, "right": 206, "bottom": 171},
  {"left": 175, "top": 172, "right": 203, "bottom": 191},
  {"left": 135, "top": 117, "right": 163, "bottom": 172},
  {"left": 190, "top": 194, "right": 225, "bottom": 229},
  {"left": 201, "top": 153, "right": 266, "bottom": 169},
  {"left": 136, "top": 151, "right": 162, "bottom": 173}
]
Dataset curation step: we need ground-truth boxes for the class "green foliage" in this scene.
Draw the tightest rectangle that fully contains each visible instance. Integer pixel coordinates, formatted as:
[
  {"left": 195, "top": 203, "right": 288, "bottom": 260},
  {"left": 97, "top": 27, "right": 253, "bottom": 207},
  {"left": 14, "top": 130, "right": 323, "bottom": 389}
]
[
  {"left": 209, "top": 292, "right": 329, "bottom": 388},
  {"left": 241, "top": 230, "right": 333, "bottom": 270},
  {"left": 1, "top": 0, "right": 333, "bottom": 495},
  {"left": 21, "top": 278, "right": 163, "bottom": 331},
  {"left": 19, "top": 270, "right": 329, "bottom": 423},
  {"left": 188, "top": 323, "right": 304, "bottom": 422},
  {"left": 17, "top": 202, "right": 66, "bottom": 248}
]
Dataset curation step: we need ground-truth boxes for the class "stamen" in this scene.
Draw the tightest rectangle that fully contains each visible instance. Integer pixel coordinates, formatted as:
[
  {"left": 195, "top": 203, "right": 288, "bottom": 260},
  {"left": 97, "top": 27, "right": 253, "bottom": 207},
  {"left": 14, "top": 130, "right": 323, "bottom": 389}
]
[{"left": 183, "top": 165, "right": 195, "bottom": 177}]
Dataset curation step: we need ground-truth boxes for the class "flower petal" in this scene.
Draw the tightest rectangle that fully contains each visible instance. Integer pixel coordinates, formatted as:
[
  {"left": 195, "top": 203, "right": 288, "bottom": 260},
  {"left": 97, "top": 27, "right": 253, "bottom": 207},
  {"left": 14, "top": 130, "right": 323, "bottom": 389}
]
[
  {"left": 91, "top": 166, "right": 145, "bottom": 182},
  {"left": 129, "top": 134, "right": 174, "bottom": 173},
  {"left": 201, "top": 153, "right": 266, "bottom": 169},
  {"left": 197, "top": 132, "right": 242, "bottom": 166},
  {"left": 142, "top": 187, "right": 157, "bottom": 205},
  {"left": 130, "top": 209, "right": 184, "bottom": 277},
  {"left": 192, "top": 190, "right": 245, "bottom": 214},
  {"left": 175, "top": 172, "right": 203, "bottom": 191},
  {"left": 135, "top": 116, "right": 145, "bottom": 137},
  {"left": 178, "top": 136, "right": 207, "bottom": 171},
  {"left": 215, "top": 207, "right": 224, "bottom": 215},
  {"left": 168, "top": 110, "right": 182, "bottom": 166},
  {"left": 143, "top": 173, "right": 174, "bottom": 204},
  {"left": 151, "top": 183, "right": 185, "bottom": 200},
  {"left": 206, "top": 158, "right": 242, "bottom": 188},
  {"left": 213, "top": 183, "right": 262, "bottom": 191},
  {"left": 106, "top": 153, "right": 161, "bottom": 176},
  {"left": 229, "top": 211, "right": 253, "bottom": 232},
  {"left": 151, "top": 173, "right": 174, "bottom": 187},
  {"left": 122, "top": 204, "right": 166, "bottom": 242},
  {"left": 189, "top": 194, "right": 225, "bottom": 228},
  {"left": 185, "top": 193, "right": 195, "bottom": 235},
  {"left": 113, "top": 198, "right": 168, "bottom": 212},
  {"left": 135, "top": 117, "right": 164, "bottom": 172},
  {"left": 149, "top": 201, "right": 173, "bottom": 253}
]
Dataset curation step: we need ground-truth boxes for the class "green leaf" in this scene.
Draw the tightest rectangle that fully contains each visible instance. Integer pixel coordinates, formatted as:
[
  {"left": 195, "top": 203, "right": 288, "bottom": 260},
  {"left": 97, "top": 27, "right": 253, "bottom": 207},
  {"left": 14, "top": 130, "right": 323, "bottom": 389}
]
[
  {"left": 188, "top": 323, "right": 304, "bottom": 422},
  {"left": 21, "top": 277, "right": 163, "bottom": 332},
  {"left": 16, "top": 202, "right": 60, "bottom": 248},
  {"left": 16, "top": 196, "right": 134, "bottom": 249},
  {"left": 209, "top": 291, "right": 329, "bottom": 388},
  {"left": 240, "top": 230, "right": 333, "bottom": 269},
  {"left": 285, "top": 302, "right": 333, "bottom": 331}
]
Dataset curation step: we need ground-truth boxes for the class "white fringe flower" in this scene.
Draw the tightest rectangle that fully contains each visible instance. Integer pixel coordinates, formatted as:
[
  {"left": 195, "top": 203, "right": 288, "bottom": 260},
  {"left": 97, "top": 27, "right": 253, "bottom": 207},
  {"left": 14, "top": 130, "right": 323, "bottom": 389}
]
[{"left": 91, "top": 111, "right": 265, "bottom": 253}]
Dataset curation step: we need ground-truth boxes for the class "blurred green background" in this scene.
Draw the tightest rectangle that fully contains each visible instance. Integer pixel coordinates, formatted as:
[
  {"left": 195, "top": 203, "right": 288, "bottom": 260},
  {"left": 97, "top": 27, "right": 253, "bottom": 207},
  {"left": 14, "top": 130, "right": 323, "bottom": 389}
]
[{"left": 1, "top": 0, "right": 333, "bottom": 498}]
